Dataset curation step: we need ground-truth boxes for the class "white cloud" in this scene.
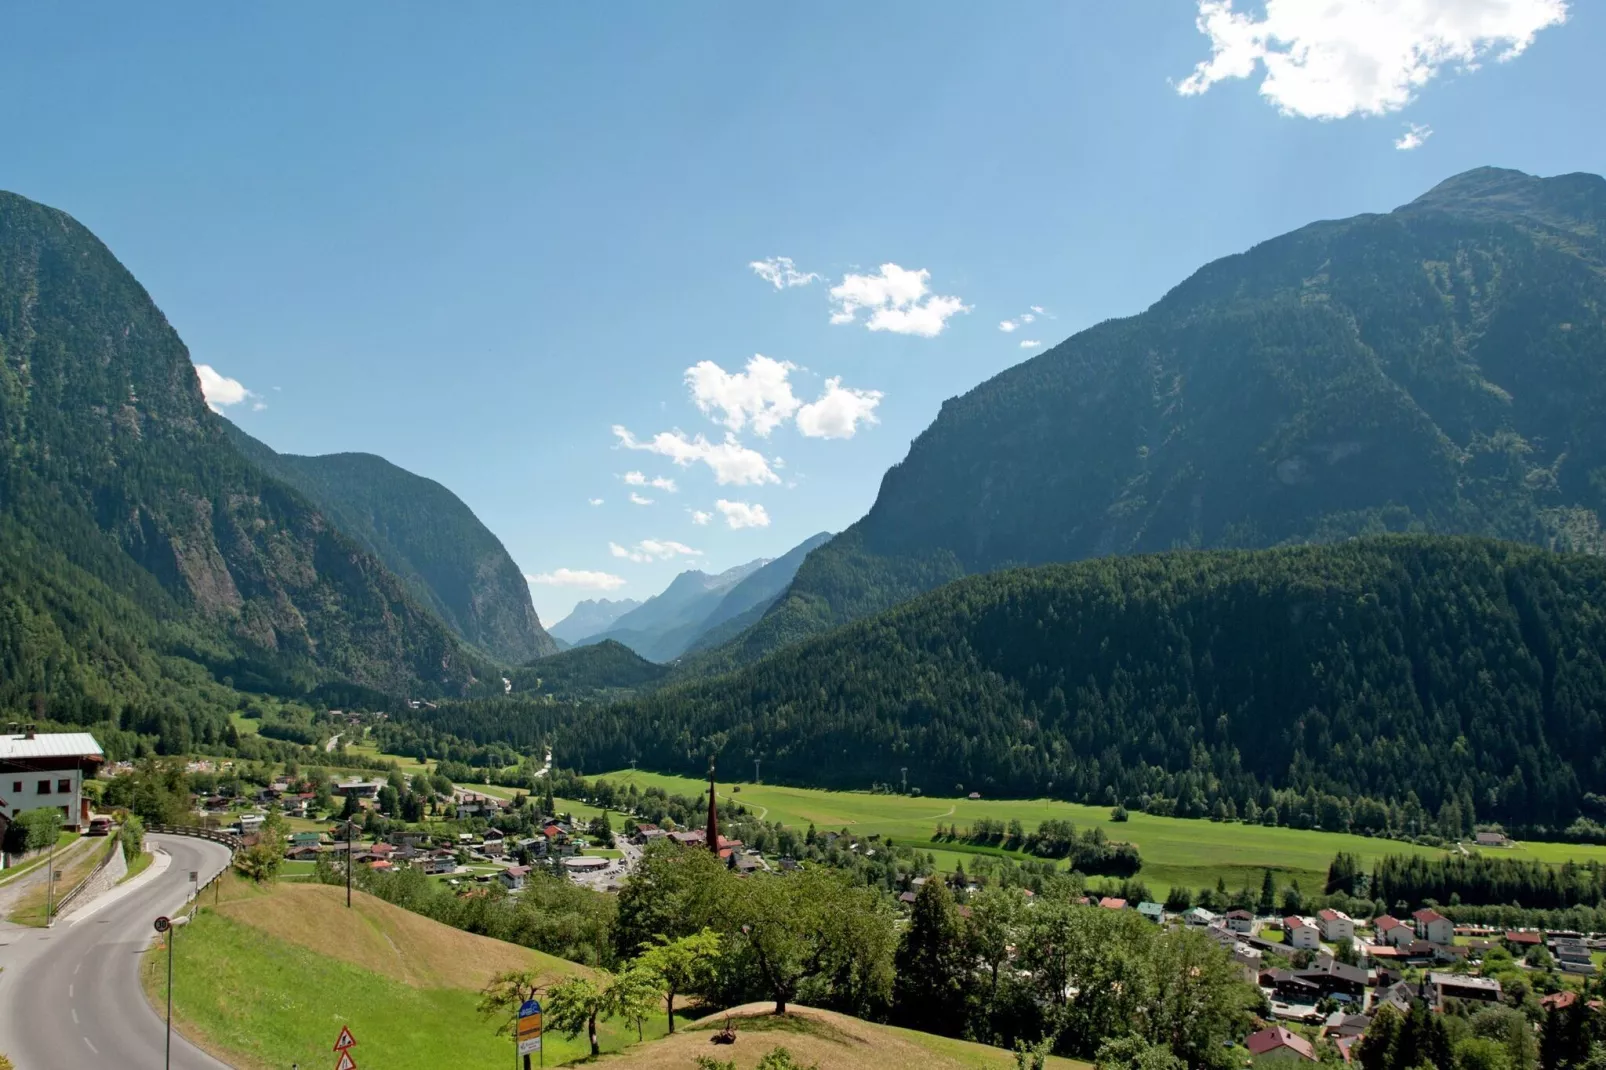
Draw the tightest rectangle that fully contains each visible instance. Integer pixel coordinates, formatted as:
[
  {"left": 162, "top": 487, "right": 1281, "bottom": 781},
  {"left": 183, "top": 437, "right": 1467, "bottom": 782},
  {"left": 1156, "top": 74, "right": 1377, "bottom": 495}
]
[
  {"left": 613, "top": 425, "right": 780, "bottom": 486},
  {"left": 525, "top": 568, "right": 626, "bottom": 591},
  {"left": 690, "top": 509, "right": 712, "bottom": 526},
  {"left": 610, "top": 539, "right": 702, "bottom": 563},
  {"left": 1021, "top": 312, "right": 1036, "bottom": 324},
  {"left": 999, "top": 320, "right": 1018, "bottom": 333},
  {"left": 623, "top": 471, "right": 678, "bottom": 492},
  {"left": 750, "top": 256, "right": 821, "bottom": 289},
  {"left": 629, "top": 491, "right": 654, "bottom": 506},
  {"left": 1177, "top": 0, "right": 1569, "bottom": 119},
  {"left": 796, "top": 377, "right": 884, "bottom": 440},
  {"left": 685, "top": 355, "right": 801, "bottom": 437},
  {"left": 1395, "top": 122, "right": 1433, "bottom": 149},
  {"left": 1020, "top": 340, "right": 1043, "bottom": 349},
  {"left": 829, "top": 264, "right": 969, "bottom": 337},
  {"left": 194, "top": 363, "right": 254, "bottom": 413},
  {"left": 716, "top": 500, "right": 771, "bottom": 530},
  {"left": 588, "top": 497, "right": 605, "bottom": 506},
  {"left": 1030, "top": 305, "right": 1045, "bottom": 314}
]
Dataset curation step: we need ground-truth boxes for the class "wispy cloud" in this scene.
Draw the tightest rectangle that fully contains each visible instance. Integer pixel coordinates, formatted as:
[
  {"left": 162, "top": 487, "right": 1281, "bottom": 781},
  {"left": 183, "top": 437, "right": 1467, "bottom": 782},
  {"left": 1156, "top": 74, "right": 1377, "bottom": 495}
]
[
  {"left": 629, "top": 491, "right": 654, "bottom": 506},
  {"left": 689, "top": 509, "right": 712, "bottom": 526},
  {"left": 750, "top": 256, "right": 821, "bottom": 289},
  {"left": 588, "top": 498, "right": 605, "bottom": 506},
  {"left": 1395, "top": 122, "right": 1433, "bottom": 150},
  {"left": 613, "top": 425, "right": 780, "bottom": 486},
  {"left": 828, "top": 264, "right": 969, "bottom": 338},
  {"left": 1019, "top": 339, "right": 1043, "bottom": 349},
  {"left": 624, "top": 471, "right": 678, "bottom": 492},
  {"left": 526, "top": 569, "right": 626, "bottom": 590},
  {"left": 609, "top": 539, "right": 702, "bottom": 563}
]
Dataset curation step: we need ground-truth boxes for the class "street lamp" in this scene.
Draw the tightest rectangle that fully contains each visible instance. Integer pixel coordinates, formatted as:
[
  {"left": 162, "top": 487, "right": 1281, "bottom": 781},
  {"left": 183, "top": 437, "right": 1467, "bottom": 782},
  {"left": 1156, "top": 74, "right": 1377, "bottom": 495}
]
[{"left": 154, "top": 913, "right": 191, "bottom": 1069}]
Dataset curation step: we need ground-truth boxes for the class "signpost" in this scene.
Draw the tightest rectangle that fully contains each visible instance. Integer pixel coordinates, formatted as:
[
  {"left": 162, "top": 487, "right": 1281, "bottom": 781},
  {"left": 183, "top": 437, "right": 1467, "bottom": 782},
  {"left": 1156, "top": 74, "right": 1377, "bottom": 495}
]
[
  {"left": 333, "top": 1024, "right": 358, "bottom": 1069},
  {"left": 155, "top": 914, "right": 190, "bottom": 1068},
  {"left": 516, "top": 999, "right": 543, "bottom": 1069}
]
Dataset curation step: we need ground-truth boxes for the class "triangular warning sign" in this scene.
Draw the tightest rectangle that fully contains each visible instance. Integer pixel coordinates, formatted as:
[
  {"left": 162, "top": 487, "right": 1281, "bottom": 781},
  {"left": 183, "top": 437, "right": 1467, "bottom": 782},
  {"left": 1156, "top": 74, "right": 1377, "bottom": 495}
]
[
  {"left": 333, "top": 1025, "right": 357, "bottom": 1051},
  {"left": 336, "top": 1052, "right": 358, "bottom": 1070}
]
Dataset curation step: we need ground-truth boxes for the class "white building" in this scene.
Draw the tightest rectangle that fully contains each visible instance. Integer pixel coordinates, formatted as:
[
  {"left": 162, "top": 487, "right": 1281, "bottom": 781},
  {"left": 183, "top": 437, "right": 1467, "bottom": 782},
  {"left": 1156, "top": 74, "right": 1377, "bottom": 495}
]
[
  {"left": 1283, "top": 916, "right": 1321, "bottom": 950},
  {"left": 1318, "top": 908, "right": 1355, "bottom": 943},
  {"left": 1, "top": 728, "right": 105, "bottom": 844}
]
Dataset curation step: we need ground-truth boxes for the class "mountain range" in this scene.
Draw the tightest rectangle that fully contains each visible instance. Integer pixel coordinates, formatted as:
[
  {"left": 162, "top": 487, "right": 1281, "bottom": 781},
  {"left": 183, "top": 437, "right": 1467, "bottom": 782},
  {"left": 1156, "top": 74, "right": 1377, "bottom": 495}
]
[
  {"left": 548, "top": 598, "right": 641, "bottom": 646},
  {"left": 706, "top": 167, "right": 1606, "bottom": 670},
  {"left": 221, "top": 423, "right": 557, "bottom": 664},
  {"left": 566, "top": 532, "right": 832, "bottom": 663}
]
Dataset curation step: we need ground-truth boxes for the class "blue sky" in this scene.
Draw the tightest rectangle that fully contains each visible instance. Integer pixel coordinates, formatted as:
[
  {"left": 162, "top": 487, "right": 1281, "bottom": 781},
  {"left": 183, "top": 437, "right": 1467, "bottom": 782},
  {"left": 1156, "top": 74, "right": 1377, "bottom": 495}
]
[{"left": 2, "top": 2, "right": 1600, "bottom": 625}]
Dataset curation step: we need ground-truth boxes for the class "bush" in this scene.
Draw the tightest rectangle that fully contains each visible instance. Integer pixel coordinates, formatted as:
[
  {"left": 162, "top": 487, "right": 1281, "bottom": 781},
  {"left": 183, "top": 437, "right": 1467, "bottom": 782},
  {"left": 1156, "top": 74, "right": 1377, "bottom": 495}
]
[
  {"left": 120, "top": 814, "right": 146, "bottom": 863},
  {"left": 2, "top": 808, "right": 63, "bottom": 856},
  {"left": 1111, "top": 806, "right": 1130, "bottom": 822}
]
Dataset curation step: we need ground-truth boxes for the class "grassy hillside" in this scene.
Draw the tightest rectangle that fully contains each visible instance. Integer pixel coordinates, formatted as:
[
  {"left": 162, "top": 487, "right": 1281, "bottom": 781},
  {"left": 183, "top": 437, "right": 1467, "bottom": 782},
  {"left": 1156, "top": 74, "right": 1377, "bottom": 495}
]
[
  {"left": 721, "top": 167, "right": 1606, "bottom": 668},
  {"left": 595, "top": 1004, "right": 1089, "bottom": 1070},
  {"left": 146, "top": 875, "right": 655, "bottom": 1070}
]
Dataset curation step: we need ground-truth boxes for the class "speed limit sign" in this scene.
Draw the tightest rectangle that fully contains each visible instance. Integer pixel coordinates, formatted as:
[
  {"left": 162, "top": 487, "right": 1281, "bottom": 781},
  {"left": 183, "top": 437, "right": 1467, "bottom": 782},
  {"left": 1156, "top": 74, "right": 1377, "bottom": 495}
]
[{"left": 154, "top": 915, "right": 171, "bottom": 934}]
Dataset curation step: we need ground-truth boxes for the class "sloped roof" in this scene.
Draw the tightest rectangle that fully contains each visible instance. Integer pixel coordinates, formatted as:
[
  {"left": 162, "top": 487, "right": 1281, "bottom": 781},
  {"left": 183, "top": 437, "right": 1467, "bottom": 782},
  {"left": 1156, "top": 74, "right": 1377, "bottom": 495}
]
[
  {"left": 1246, "top": 1026, "right": 1316, "bottom": 1060},
  {"left": 0, "top": 732, "right": 104, "bottom": 761}
]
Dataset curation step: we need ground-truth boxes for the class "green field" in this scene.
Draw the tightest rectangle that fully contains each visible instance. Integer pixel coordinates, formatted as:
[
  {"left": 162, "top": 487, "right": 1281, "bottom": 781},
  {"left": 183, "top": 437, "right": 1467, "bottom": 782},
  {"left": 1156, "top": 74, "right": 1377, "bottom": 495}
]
[{"left": 601, "top": 770, "right": 1460, "bottom": 894}]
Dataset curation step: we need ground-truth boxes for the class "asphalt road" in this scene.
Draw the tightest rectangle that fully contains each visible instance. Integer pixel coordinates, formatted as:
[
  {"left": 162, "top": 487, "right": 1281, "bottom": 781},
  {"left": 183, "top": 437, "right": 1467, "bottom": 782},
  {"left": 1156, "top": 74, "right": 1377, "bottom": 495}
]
[{"left": 0, "top": 833, "right": 235, "bottom": 1070}]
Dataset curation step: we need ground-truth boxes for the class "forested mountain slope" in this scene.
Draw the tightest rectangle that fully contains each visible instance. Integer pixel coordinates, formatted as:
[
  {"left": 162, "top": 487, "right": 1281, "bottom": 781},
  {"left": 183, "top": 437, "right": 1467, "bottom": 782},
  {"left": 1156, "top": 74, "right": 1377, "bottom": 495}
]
[
  {"left": 0, "top": 190, "right": 490, "bottom": 723},
  {"left": 484, "top": 537, "right": 1606, "bottom": 831},
  {"left": 719, "top": 167, "right": 1606, "bottom": 668},
  {"left": 223, "top": 423, "right": 556, "bottom": 664}
]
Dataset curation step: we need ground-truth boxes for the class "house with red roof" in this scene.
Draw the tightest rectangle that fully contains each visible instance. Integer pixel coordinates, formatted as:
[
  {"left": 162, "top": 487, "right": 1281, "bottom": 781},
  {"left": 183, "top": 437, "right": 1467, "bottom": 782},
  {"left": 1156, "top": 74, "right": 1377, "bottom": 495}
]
[
  {"left": 1246, "top": 1025, "right": 1317, "bottom": 1063},
  {"left": 1413, "top": 908, "right": 1453, "bottom": 945},
  {"left": 1099, "top": 897, "right": 1128, "bottom": 911},
  {"left": 1318, "top": 908, "right": 1355, "bottom": 943},
  {"left": 1374, "top": 915, "right": 1414, "bottom": 948},
  {"left": 1283, "top": 916, "right": 1321, "bottom": 951}
]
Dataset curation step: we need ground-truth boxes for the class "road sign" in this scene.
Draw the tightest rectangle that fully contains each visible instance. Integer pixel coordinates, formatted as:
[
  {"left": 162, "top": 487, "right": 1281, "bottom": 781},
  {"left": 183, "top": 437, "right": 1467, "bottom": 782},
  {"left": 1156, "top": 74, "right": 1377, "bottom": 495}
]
[
  {"left": 189, "top": 870, "right": 198, "bottom": 881},
  {"left": 335, "top": 1052, "right": 358, "bottom": 1070},
  {"left": 154, "top": 915, "right": 171, "bottom": 933},
  {"left": 333, "top": 1025, "right": 357, "bottom": 1051},
  {"left": 518, "top": 998, "right": 543, "bottom": 1055}
]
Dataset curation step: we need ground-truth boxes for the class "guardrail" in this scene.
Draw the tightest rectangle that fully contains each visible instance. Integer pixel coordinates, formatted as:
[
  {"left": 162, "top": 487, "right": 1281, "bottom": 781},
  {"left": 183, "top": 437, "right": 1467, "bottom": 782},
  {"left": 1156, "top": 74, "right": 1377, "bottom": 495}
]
[
  {"left": 147, "top": 823, "right": 243, "bottom": 914},
  {"left": 50, "top": 836, "right": 120, "bottom": 921},
  {"left": 146, "top": 824, "right": 245, "bottom": 851}
]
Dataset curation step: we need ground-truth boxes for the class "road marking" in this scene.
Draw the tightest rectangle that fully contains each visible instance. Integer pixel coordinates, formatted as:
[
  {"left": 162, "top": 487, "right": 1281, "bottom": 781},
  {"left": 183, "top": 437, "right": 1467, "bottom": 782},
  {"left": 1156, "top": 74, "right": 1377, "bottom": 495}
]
[
  {"left": 83, "top": 1037, "right": 99, "bottom": 1054},
  {"left": 68, "top": 983, "right": 74, "bottom": 998},
  {"left": 74, "top": 962, "right": 81, "bottom": 975},
  {"left": 72, "top": 1008, "right": 79, "bottom": 1024}
]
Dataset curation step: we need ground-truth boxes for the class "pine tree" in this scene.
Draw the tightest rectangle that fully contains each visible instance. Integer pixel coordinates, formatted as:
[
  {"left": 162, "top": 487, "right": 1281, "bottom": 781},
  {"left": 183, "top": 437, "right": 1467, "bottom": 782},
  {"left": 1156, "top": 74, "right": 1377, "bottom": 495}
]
[
  {"left": 1258, "top": 870, "right": 1277, "bottom": 915},
  {"left": 892, "top": 880, "right": 969, "bottom": 1035}
]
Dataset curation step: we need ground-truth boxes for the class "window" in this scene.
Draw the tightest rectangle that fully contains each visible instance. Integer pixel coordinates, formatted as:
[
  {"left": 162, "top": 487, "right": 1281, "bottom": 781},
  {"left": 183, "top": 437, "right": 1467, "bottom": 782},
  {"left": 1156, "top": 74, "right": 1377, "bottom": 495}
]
[
  {"left": 37, "top": 780, "right": 51, "bottom": 795},
  {"left": 58, "top": 779, "right": 72, "bottom": 794},
  {"left": 10, "top": 781, "right": 18, "bottom": 794}
]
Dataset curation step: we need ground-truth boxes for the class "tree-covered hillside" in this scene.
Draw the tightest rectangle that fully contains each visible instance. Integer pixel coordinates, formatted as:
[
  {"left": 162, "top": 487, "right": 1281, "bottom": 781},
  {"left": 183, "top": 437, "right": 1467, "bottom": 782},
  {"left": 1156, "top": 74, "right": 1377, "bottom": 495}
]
[
  {"left": 476, "top": 537, "right": 1606, "bottom": 833},
  {"left": 718, "top": 168, "right": 1606, "bottom": 669},
  {"left": 223, "top": 423, "right": 556, "bottom": 664},
  {"left": 0, "top": 190, "right": 492, "bottom": 718}
]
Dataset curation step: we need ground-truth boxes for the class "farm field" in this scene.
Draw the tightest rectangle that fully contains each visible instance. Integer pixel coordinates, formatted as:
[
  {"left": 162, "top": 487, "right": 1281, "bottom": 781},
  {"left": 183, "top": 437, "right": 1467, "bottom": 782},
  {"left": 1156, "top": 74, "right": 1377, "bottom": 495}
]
[{"left": 600, "top": 770, "right": 1465, "bottom": 895}]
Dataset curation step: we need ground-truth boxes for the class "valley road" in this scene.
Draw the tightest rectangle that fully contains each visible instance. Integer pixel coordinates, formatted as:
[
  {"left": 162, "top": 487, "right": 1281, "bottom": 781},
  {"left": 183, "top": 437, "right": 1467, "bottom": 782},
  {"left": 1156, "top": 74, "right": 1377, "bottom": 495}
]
[{"left": 0, "top": 833, "right": 234, "bottom": 1069}]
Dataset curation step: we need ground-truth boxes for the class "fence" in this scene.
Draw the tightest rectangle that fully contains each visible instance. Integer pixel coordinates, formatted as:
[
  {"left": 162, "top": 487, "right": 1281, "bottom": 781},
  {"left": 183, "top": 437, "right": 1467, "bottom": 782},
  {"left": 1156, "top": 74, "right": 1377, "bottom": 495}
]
[
  {"left": 49, "top": 836, "right": 121, "bottom": 920},
  {"left": 146, "top": 823, "right": 243, "bottom": 913}
]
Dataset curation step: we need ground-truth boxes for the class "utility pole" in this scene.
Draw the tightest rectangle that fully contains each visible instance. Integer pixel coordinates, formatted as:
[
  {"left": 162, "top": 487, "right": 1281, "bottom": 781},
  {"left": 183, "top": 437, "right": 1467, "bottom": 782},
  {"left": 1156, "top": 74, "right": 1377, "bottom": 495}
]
[
  {"left": 754, "top": 758, "right": 760, "bottom": 784},
  {"left": 44, "top": 836, "right": 57, "bottom": 924},
  {"left": 346, "top": 818, "right": 356, "bottom": 908},
  {"left": 706, "top": 756, "right": 720, "bottom": 857},
  {"left": 901, "top": 767, "right": 908, "bottom": 795}
]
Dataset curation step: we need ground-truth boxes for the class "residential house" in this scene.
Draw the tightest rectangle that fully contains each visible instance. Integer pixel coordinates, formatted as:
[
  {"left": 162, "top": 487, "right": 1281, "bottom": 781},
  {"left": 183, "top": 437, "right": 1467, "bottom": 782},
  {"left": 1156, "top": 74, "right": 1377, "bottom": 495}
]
[
  {"left": 1505, "top": 930, "right": 1543, "bottom": 950},
  {"left": 1099, "top": 897, "right": 1128, "bottom": 911},
  {"left": 1428, "top": 972, "right": 1502, "bottom": 1006},
  {"left": 1283, "top": 916, "right": 1321, "bottom": 951},
  {"left": 1318, "top": 909, "right": 1355, "bottom": 943},
  {"left": 1552, "top": 939, "right": 1594, "bottom": 973},
  {"left": 1184, "top": 907, "right": 1218, "bottom": 927},
  {"left": 1246, "top": 1026, "right": 1317, "bottom": 1064},
  {"left": 1413, "top": 908, "right": 1454, "bottom": 946},
  {"left": 1542, "top": 991, "right": 1580, "bottom": 1013},
  {"left": 499, "top": 865, "right": 531, "bottom": 891},
  {"left": 1137, "top": 902, "right": 1166, "bottom": 924},
  {"left": 1263, "top": 969, "right": 1322, "bottom": 1004},
  {"left": 1475, "top": 830, "right": 1509, "bottom": 847},
  {"left": 290, "top": 832, "right": 324, "bottom": 849},
  {"left": 332, "top": 779, "right": 385, "bottom": 799},
  {"left": 419, "top": 854, "right": 457, "bottom": 876},
  {"left": 284, "top": 845, "right": 322, "bottom": 861},
  {"left": 1323, "top": 1013, "right": 1371, "bottom": 1040},
  {"left": 632, "top": 823, "right": 669, "bottom": 845},
  {"left": 1375, "top": 916, "right": 1414, "bottom": 948},
  {"left": 1225, "top": 909, "right": 1256, "bottom": 934},
  {"left": 237, "top": 814, "right": 266, "bottom": 834},
  {"left": 1296, "top": 957, "right": 1368, "bottom": 999},
  {"left": 0, "top": 728, "right": 106, "bottom": 834}
]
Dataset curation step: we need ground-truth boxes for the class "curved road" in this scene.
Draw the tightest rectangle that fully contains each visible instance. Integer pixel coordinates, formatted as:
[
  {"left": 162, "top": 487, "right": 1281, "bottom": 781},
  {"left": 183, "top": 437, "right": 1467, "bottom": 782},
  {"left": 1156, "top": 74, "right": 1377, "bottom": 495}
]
[{"left": 0, "top": 833, "right": 234, "bottom": 1069}]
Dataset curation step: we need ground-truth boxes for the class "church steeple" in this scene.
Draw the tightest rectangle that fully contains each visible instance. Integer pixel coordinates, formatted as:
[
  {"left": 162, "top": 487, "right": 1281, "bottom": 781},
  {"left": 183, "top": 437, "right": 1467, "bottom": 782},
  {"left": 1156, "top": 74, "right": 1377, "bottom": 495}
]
[{"left": 706, "top": 755, "right": 720, "bottom": 856}]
